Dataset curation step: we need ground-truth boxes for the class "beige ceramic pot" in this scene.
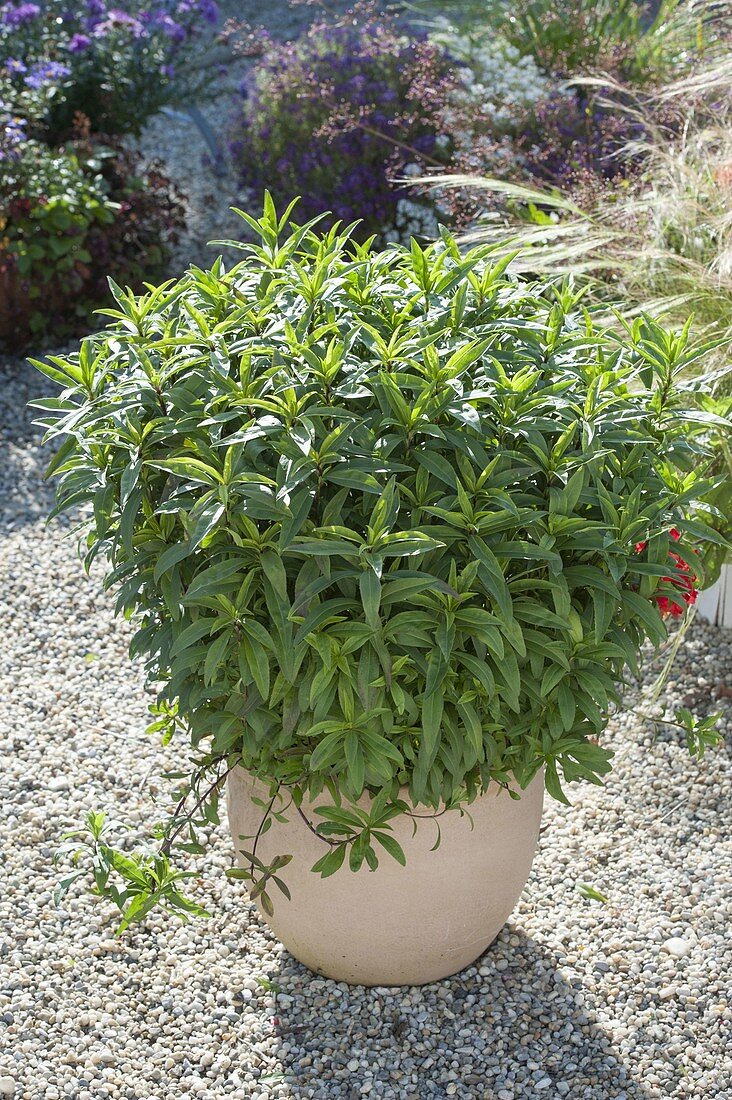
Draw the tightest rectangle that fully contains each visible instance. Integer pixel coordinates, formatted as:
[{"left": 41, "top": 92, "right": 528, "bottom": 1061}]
[{"left": 227, "top": 768, "right": 544, "bottom": 987}]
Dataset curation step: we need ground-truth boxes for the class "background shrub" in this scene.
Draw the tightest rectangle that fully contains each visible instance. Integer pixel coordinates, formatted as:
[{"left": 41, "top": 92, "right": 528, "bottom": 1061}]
[
  {"left": 423, "top": 0, "right": 731, "bottom": 227},
  {"left": 0, "top": 0, "right": 205, "bottom": 350},
  {"left": 229, "top": 1, "right": 454, "bottom": 241},
  {"left": 0, "top": 0, "right": 219, "bottom": 140},
  {"left": 0, "top": 113, "right": 184, "bottom": 349},
  {"left": 433, "top": 76, "right": 647, "bottom": 226},
  {"left": 422, "top": 0, "right": 730, "bottom": 84},
  {"left": 445, "top": 67, "right": 732, "bottom": 354}
]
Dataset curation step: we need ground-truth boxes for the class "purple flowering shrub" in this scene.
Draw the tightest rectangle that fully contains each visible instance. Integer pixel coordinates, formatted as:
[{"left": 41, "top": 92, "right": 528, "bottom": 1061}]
[
  {"left": 0, "top": 0, "right": 219, "bottom": 139},
  {"left": 435, "top": 83, "right": 648, "bottom": 230},
  {"left": 511, "top": 91, "right": 647, "bottom": 201},
  {"left": 0, "top": 99, "right": 185, "bottom": 349},
  {"left": 429, "top": 1, "right": 727, "bottom": 228},
  {"left": 0, "top": 0, "right": 205, "bottom": 347},
  {"left": 229, "top": 3, "right": 454, "bottom": 240}
]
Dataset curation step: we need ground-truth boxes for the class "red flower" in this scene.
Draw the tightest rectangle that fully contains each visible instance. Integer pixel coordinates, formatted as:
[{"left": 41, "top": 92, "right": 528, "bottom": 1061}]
[{"left": 635, "top": 528, "right": 698, "bottom": 617}]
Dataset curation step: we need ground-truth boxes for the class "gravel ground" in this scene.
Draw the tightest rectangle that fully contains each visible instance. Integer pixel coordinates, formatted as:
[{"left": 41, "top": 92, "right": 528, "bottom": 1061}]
[{"left": 2, "top": 2, "right": 732, "bottom": 1097}]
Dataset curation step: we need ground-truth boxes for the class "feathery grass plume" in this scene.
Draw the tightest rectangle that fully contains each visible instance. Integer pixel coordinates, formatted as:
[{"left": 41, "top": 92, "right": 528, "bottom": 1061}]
[{"left": 421, "top": 61, "right": 732, "bottom": 375}]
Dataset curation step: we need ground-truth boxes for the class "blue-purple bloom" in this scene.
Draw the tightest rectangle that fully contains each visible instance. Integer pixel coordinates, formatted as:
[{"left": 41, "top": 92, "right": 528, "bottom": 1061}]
[
  {"left": 4, "top": 57, "right": 27, "bottom": 75},
  {"left": 25, "top": 60, "right": 71, "bottom": 89},
  {"left": 68, "top": 32, "right": 92, "bottom": 53},
  {"left": 93, "top": 9, "right": 145, "bottom": 37},
  {"left": 153, "top": 13, "right": 186, "bottom": 42},
  {"left": 518, "top": 90, "right": 646, "bottom": 189},
  {"left": 230, "top": 3, "right": 453, "bottom": 240},
  {"left": 176, "top": 0, "right": 218, "bottom": 23},
  {"left": 3, "top": 115, "right": 25, "bottom": 143},
  {"left": 197, "top": 0, "right": 218, "bottom": 23},
  {"left": 2, "top": 3, "right": 41, "bottom": 26}
]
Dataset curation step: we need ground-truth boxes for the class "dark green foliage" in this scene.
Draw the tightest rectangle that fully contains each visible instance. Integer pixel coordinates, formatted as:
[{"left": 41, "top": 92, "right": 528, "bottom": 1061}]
[{"left": 36, "top": 197, "right": 725, "bottom": 922}]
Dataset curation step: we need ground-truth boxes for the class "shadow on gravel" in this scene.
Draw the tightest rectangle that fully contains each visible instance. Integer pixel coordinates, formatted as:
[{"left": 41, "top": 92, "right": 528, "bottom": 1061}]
[{"left": 266, "top": 930, "right": 652, "bottom": 1100}]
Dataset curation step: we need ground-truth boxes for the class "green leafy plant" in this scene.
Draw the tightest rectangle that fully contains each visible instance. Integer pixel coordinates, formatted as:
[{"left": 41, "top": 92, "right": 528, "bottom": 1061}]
[
  {"left": 0, "top": 127, "right": 185, "bottom": 350},
  {"left": 423, "top": 64, "right": 732, "bottom": 568},
  {"left": 499, "top": 0, "right": 729, "bottom": 84},
  {"left": 576, "top": 882, "right": 609, "bottom": 903},
  {"left": 37, "top": 197, "right": 725, "bottom": 929},
  {"left": 414, "top": 0, "right": 729, "bottom": 83},
  {"left": 695, "top": 391, "right": 732, "bottom": 582}
]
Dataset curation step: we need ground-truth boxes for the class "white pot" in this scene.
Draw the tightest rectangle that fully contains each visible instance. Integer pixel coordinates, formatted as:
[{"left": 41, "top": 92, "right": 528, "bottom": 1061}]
[
  {"left": 696, "top": 564, "right": 732, "bottom": 627},
  {"left": 227, "top": 768, "right": 544, "bottom": 987}
]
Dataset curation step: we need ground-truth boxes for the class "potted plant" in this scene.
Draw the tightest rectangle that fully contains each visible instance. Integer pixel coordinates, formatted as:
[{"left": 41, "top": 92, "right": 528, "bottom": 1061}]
[{"left": 37, "top": 198, "right": 724, "bottom": 986}]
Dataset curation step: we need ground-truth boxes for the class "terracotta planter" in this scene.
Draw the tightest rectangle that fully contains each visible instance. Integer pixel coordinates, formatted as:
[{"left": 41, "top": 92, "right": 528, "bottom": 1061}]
[{"left": 227, "top": 768, "right": 544, "bottom": 986}]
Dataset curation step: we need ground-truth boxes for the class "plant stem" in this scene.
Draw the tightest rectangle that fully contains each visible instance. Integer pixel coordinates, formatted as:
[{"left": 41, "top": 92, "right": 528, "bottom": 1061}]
[
  {"left": 160, "top": 756, "right": 239, "bottom": 859},
  {"left": 295, "top": 803, "right": 341, "bottom": 847},
  {"left": 634, "top": 709, "right": 689, "bottom": 733},
  {"left": 354, "top": 120, "right": 445, "bottom": 170},
  {"left": 248, "top": 786, "right": 282, "bottom": 876}
]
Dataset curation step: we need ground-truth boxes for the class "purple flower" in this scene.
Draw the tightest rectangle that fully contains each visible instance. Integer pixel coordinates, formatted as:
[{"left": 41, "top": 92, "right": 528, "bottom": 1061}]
[
  {"left": 230, "top": 7, "right": 452, "bottom": 242},
  {"left": 154, "top": 13, "right": 186, "bottom": 42},
  {"left": 2, "top": 2, "right": 41, "bottom": 26},
  {"left": 86, "top": 0, "right": 106, "bottom": 13},
  {"left": 176, "top": 0, "right": 218, "bottom": 21},
  {"left": 68, "top": 32, "right": 93, "bottom": 53},
  {"left": 3, "top": 116, "right": 26, "bottom": 144},
  {"left": 93, "top": 9, "right": 145, "bottom": 37},
  {"left": 198, "top": 0, "right": 218, "bottom": 24},
  {"left": 5, "top": 58, "right": 27, "bottom": 76},
  {"left": 108, "top": 8, "right": 137, "bottom": 23},
  {"left": 25, "top": 60, "right": 71, "bottom": 89}
]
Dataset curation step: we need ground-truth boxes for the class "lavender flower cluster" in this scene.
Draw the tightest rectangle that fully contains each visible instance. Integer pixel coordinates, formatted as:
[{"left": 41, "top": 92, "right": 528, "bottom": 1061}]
[
  {"left": 229, "top": 2, "right": 454, "bottom": 241},
  {"left": 518, "top": 91, "right": 647, "bottom": 194},
  {"left": 0, "top": 0, "right": 218, "bottom": 137},
  {"left": 0, "top": 0, "right": 217, "bottom": 37}
]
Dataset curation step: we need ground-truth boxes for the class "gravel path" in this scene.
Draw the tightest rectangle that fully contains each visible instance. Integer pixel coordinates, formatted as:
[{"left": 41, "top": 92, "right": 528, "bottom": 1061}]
[{"left": 2, "top": 2, "right": 732, "bottom": 1097}]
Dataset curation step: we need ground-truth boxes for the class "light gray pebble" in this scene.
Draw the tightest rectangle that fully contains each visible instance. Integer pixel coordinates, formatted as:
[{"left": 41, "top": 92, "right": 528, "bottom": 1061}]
[{"left": 662, "top": 936, "right": 692, "bottom": 959}]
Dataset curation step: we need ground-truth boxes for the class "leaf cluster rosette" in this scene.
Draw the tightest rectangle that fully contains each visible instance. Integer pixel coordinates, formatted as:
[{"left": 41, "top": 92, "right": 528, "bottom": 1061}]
[{"left": 37, "top": 197, "right": 727, "bottom": 921}]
